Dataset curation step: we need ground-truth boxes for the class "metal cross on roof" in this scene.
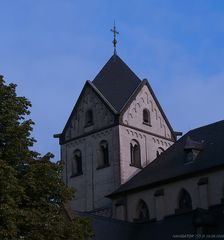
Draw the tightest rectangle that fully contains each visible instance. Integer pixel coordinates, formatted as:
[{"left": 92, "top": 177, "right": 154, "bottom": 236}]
[{"left": 110, "top": 22, "right": 119, "bottom": 55}]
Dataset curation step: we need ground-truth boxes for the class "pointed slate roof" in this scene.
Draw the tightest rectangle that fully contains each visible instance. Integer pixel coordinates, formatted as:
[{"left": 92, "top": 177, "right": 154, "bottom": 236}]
[
  {"left": 108, "top": 120, "right": 224, "bottom": 197},
  {"left": 92, "top": 54, "right": 141, "bottom": 112}
]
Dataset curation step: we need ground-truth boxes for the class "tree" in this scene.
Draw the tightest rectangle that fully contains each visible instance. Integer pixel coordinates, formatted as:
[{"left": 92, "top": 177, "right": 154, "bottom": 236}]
[{"left": 0, "top": 75, "right": 93, "bottom": 240}]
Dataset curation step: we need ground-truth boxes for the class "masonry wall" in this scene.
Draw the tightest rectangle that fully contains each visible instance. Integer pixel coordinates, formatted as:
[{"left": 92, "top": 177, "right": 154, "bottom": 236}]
[
  {"left": 61, "top": 81, "right": 176, "bottom": 212},
  {"left": 119, "top": 125, "right": 173, "bottom": 184},
  {"left": 62, "top": 126, "right": 120, "bottom": 212},
  {"left": 61, "top": 84, "right": 121, "bottom": 212},
  {"left": 118, "top": 83, "right": 174, "bottom": 184}
]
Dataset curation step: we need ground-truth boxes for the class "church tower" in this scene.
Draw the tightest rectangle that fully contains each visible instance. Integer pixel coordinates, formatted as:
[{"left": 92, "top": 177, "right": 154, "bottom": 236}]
[{"left": 57, "top": 52, "right": 176, "bottom": 213}]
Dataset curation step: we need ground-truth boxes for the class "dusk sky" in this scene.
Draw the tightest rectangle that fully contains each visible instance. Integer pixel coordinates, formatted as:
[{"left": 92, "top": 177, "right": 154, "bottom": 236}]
[{"left": 1, "top": 0, "right": 224, "bottom": 160}]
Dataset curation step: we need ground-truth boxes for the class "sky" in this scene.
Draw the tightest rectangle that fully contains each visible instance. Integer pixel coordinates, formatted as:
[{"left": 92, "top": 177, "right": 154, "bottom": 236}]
[{"left": 1, "top": 0, "right": 224, "bottom": 160}]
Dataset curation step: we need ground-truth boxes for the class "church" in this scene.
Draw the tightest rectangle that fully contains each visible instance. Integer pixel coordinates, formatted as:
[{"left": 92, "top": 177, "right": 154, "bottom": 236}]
[{"left": 56, "top": 30, "right": 224, "bottom": 239}]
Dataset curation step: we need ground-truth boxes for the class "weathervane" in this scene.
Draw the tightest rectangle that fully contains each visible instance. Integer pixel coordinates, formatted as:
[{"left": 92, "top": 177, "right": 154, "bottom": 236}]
[{"left": 110, "top": 21, "right": 119, "bottom": 55}]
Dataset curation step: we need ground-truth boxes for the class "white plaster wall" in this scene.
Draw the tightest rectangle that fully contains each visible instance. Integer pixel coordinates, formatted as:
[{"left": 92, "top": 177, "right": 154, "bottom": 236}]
[
  {"left": 64, "top": 86, "right": 115, "bottom": 141},
  {"left": 62, "top": 126, "right": 120, "bottom": 212},
  {"left": 119, "top": 125, "right": 173, "bottom": 184},
  {"left": 122, "top": 85, "right": 172, "bottom": 139},
  {"left": 114, "top": 170, "right": 224, "bottom": 222}
]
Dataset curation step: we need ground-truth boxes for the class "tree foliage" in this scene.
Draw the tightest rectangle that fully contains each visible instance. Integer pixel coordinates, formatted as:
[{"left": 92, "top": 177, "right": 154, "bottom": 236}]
[{"left": 0, "top": 75, "right": 93, "bottom": 240}]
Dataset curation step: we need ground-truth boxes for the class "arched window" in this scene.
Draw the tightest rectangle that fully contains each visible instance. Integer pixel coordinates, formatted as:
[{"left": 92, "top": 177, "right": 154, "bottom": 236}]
[
  {"left": 135, "top": 199, "right": 149, "bottom": 222},
  {"left": 85, "top": 109, "right": 93, "bottom": 126},
  {"left": 178, "top": 189, "right": 192, "bottom": 210},
  {"left": 97, "top": 140, "right": 109, "bottom": 168},
  {"left": 156, "top": 147, "right": 164, "bottom": 157},
  {"left": 130, "top": 140, "right": 141, "bottom": 168},
  {"left": 184, "top": 136, "right": 203, "bottom": 164},
  {"left": 71, "top": 150, "right": 82, "bottom": 176},
  {"left": 143, "top": 109, "right": 151, "bottom": 125}
]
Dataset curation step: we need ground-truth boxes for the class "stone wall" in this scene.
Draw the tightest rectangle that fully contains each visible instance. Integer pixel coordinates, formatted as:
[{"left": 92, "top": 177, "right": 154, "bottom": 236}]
[
  {"left": 61, "top": 81, "right": 175, "bottom": 212},
  {"left": 63, "top": 126, "right": 120, "bottom": 211},
  {"left": 119, "top": 125, "right": 173, "bottom": 184}
]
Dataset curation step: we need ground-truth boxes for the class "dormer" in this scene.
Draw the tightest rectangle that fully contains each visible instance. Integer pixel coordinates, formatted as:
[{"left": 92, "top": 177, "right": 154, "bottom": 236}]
[{"left": 184, "top": 136, "right": 203, "bottom": 163}]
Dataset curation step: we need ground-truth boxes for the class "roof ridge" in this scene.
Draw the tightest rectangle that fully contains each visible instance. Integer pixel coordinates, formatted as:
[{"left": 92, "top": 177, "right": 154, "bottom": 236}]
[
  {"left": 88, "top": 81, "right": 118, "bottom": 114},
  {"left": 93, "top": 54, "right": 141, "bottom": 82},
  {"left": 188, "top": 119, "right": 224, "bottom": 133}
]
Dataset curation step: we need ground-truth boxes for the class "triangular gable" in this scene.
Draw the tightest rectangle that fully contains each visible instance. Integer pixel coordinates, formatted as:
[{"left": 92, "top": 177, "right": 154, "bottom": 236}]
[
  {"left": 60, "top": 80, "right": 118, "bottom": 144},
  {"left": 120, "top": 79, "right": 176, "bottom": 141}
]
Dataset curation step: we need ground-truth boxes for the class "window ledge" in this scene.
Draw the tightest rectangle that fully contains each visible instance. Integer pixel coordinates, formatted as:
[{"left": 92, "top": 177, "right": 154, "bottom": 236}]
[
  {"left": 129, "top": 163, "right": 142, "bottom": 169},
  {"left": 143, "top": 122, "right": 152, "bottom": 127},
  {"left": 96, "top": 164, "right": 110, "bottom": 170},
  {"left": 70, "top": 172, "right": 83, "bottom": 178}
]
